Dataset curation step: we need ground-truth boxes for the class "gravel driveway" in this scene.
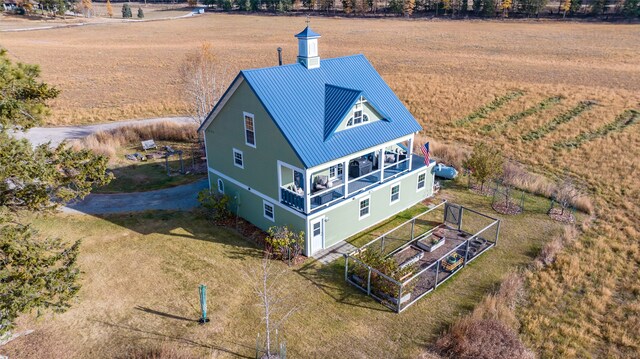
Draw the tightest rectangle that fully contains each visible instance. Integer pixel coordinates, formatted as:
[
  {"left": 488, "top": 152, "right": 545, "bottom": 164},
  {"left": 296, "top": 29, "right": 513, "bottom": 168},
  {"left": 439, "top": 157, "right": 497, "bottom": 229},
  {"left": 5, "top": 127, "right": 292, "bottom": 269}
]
[{"left": 63, "top": 179, "right": 209, "bottom": 214}]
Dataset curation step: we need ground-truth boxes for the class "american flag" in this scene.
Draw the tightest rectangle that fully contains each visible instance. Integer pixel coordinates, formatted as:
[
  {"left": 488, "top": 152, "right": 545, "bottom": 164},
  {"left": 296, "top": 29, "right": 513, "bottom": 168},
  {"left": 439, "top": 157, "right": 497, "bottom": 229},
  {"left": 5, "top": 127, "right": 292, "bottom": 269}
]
[{"left": 420, "top": 142, "right": 431, "bottom": 165}]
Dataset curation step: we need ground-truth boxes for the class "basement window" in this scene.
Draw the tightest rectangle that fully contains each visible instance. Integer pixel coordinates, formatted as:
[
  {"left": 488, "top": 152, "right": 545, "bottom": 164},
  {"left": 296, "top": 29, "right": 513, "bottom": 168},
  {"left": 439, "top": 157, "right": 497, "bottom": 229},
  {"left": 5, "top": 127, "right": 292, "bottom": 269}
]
[
  {"left": 233, "top": 148, "right": 244, "bottom": 169},
  {"left": 263, "top": 200, "right": 275, "bottom": 221},
  {"left": 359, "top": 197, "right": 370, "bottom": 219}
]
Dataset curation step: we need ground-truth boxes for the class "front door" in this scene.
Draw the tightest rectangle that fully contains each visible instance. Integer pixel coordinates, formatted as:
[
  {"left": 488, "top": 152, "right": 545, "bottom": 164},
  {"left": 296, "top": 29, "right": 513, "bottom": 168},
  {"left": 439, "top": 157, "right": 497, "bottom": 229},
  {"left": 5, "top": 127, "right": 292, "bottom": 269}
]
[{"left": 310, "top": 217, "right": 324, "bottom": 255}]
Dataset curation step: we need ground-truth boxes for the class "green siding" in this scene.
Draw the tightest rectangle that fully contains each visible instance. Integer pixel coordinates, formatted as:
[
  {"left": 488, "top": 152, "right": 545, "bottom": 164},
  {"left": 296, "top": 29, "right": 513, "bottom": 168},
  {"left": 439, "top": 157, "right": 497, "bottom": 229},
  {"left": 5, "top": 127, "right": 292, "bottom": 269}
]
[
  {"left": 314, "top": 168, "right": 434, "bottom": 249},
  {"left": 211, "top": 176, "right": 306, "bottom": 236},
  {"left": 204, "top": 80, "right": 304, "bottom": 200}
]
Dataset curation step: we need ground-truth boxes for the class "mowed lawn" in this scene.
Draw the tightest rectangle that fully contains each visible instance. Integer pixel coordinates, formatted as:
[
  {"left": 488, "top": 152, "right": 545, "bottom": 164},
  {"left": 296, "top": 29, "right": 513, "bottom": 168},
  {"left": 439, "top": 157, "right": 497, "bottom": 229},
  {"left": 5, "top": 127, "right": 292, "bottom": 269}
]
[{"left": 4, "top": 186, "right": 566, "bottom": 358}]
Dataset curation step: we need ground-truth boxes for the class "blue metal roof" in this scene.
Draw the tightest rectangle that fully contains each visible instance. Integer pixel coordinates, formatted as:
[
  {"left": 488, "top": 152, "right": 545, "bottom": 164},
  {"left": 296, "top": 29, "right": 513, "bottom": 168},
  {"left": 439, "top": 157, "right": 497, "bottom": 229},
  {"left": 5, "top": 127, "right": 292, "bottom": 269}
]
[
  {"left": 240, "top": 54, "right": 423, "bottom": 168},
  {"left": 323, "top": 84, "right": 362, "bottom": 141},
  {"left": 294, "top": 26, "right": 321, "bottom": 39}
]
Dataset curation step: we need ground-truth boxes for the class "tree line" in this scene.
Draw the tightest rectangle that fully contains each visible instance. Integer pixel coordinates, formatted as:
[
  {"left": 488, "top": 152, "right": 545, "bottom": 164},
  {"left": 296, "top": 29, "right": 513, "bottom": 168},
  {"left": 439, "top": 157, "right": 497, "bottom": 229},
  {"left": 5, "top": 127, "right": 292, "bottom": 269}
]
[{"left": 201, "top": 0, "right": 638, "bottom": 18}]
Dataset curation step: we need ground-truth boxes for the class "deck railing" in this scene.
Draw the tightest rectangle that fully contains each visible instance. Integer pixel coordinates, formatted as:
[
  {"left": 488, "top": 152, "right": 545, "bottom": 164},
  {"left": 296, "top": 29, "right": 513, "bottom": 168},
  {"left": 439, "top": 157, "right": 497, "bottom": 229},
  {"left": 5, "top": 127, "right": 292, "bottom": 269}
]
[{"left": 280, "top": 187, "right": 305, "bottom": 212}]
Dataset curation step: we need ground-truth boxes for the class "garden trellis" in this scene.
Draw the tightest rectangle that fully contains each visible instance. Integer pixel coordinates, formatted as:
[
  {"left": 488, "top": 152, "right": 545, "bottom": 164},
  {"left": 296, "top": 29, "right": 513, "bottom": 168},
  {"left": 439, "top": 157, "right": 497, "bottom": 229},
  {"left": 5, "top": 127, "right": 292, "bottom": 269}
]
[{"left": 344, "top": 201, "right": 500, "bottom": 313}]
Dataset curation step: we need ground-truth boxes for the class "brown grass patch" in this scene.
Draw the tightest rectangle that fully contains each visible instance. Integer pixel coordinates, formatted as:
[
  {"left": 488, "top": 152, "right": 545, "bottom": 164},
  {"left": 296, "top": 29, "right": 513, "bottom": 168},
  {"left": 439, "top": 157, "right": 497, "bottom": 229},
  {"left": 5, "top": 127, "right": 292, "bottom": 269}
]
[{"left": 71, "top": 121, "right": 198, "bottom": 158}]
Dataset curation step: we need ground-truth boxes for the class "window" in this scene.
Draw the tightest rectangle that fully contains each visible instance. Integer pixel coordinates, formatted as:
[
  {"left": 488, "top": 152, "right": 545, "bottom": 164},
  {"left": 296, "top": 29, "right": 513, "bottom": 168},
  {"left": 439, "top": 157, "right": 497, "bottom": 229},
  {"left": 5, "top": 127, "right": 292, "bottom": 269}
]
[
  {"left": 217, "top": 179, "right": 224, "bottom": 194},
  {"left": 345, "top": 97, "right": 370, "bottom": 128},
  {"left": 244, "top": 112, "right": 256, "bottom": 147},
  {"left": 313, "top": 221, "right": 321, "bottom": 236},
  {"left": 329, "top": 164, "right": 343, "bottom": 179},
  {"left": 417, "top": 172, "right": 426, "bottom": 190},
  {"left": 359, "top": 197, "right": 370, "bottom": 219},
  {"left": 263, "top": 200, "right": 275, "bottom": 221},
  {"left": 390, "top": 184, "right": 400, "bottom": 204},
  {"left": 233, "top": 148, "right": 244, "bottom": 169}
]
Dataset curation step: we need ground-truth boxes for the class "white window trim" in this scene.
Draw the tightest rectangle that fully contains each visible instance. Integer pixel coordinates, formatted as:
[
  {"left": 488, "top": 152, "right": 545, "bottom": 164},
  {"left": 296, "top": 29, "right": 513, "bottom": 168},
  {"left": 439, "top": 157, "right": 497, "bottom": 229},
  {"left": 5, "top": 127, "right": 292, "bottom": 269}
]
[
  {"left": 263, "top": 200, "right": 275, "bottom": 222},
  {"left": 359, "top": 196, "right": 371, "bottom": 220},
  {"left": 345, "top": 97, "right": 370, "bottom": 129},
  {"left": 233, "top": 148, "right": 244, "bottom": 169},
  {"left": 217, "top": 178, "right": 224, "bottom": 194},
  {"left": 417, "top": 171, "right": 426, "bottom": 192},
  {"left": 390, "top": 184, "right": 400, "bottom": 205},
  {"left": 243, "top": 112, "right": 256, "bottom": 148}
]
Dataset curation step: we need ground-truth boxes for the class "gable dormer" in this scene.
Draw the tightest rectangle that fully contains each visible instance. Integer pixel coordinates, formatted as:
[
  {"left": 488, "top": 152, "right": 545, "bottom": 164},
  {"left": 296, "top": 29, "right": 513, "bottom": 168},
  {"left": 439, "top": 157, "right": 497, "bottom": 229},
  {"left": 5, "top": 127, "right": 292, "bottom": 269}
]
[{"left": 323, "top": 84, "right": 389, "bottom": 141}]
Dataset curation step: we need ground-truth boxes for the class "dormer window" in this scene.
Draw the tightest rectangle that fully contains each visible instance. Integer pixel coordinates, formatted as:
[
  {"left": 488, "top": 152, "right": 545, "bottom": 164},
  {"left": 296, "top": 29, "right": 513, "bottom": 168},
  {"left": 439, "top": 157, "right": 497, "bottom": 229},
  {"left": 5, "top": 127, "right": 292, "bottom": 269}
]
[{"left": 346, "top": 97, "right": 369, "bottom": 128}]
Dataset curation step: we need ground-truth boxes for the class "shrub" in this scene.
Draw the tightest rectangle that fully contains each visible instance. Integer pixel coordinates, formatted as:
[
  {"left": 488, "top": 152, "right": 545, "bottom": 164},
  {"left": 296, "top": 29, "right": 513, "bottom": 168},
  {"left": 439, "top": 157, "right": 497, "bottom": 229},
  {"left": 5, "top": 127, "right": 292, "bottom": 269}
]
[
  {"left": 137, "top": 7, "right": 144, "bottom": 18},
  {"left": 353, "top": 248, "right": 415, "bottom": 298},
  {"left": 435, "top": 317, "right": 533, "bottom": 359},
  {"left": 463, "top": 142, "right": 504, "bottom": 192},
  {"left": 264, "top": 226, "right": 304, "bottom": 263},
  {"left": 197, "top": 189, "right": 230, "bottom": 222},
  {"left": 122, "top": 3, "right": 132, "bottom": 18}
]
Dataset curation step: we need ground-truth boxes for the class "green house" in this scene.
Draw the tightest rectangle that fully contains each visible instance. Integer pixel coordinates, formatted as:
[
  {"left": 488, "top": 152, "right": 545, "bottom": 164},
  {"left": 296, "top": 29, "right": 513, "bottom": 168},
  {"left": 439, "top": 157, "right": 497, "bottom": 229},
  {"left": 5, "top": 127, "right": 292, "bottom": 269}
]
[{"left": 199, "top": 26, "right": 436, "bottom": 256}]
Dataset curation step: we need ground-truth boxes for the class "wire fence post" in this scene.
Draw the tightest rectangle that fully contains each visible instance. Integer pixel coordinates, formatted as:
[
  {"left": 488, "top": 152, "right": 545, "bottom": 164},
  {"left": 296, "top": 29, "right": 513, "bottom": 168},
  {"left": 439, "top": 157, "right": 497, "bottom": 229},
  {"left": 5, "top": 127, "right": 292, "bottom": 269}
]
[
  {"left": 495, "top": 220, "right": 501, "bottom": 246},
  {"left": 435, "top": 260, "right": 441, "bottom": 288},
  {"left": 367, "top": 267, "right": 372, "bottom": 296},
  {"left": 381, "top": 236, "right": 385, "bottom": 253},
  {"left": 410, "top": 218, "right": 415, "bottom": 241},
  {"left": 464, "top": 239, "right": 470, "bottom": 266}
]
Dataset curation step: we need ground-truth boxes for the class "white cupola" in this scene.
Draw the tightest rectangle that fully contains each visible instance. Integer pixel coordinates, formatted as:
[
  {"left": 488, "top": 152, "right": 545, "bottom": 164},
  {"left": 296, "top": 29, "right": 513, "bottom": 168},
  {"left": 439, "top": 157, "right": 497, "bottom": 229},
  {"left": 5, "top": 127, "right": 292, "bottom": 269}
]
[{"left": 294, "top": 26, "right": 321, "bottom": 70}]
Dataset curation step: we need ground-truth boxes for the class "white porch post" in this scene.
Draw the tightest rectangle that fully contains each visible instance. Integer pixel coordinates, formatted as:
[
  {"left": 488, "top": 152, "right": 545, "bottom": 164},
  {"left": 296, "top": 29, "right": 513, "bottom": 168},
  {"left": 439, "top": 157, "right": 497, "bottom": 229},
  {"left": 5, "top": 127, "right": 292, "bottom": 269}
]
[
  {"left": 343, "top": 159, "right": 349, "bottom": 198},
  {"left": 408, "top": 136, "right": 414, "bottom": 171},
  {"left": 305, "top": 169, "right": 311, "bottom": 213},
  {"left": 379, "top": 147, "right": 385, "bottom": 183}
]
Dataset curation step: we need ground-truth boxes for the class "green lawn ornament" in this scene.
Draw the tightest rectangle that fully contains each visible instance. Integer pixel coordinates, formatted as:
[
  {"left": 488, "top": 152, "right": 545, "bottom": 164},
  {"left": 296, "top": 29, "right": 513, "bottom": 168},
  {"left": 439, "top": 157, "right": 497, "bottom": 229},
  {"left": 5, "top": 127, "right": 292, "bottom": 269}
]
[{"left": 198, "top": 284, "right": 210, "bottom": 324}]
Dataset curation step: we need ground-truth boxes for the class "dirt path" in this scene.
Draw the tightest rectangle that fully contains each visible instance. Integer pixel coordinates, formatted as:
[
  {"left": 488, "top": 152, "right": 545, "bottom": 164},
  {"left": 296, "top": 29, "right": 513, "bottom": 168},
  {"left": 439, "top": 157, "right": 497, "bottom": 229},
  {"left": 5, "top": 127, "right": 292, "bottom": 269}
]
[
  {"left": 63, "top": 178, "right": 208, "bottom": 214},
  {"left": 14, "top": 116, "right": 194, "bottom": 147}
]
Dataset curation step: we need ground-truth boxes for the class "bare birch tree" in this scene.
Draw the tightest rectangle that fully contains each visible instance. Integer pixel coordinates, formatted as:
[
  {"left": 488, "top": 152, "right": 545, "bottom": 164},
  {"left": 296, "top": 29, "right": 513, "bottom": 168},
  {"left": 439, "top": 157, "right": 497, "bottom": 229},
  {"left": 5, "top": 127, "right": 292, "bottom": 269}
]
[
  {"left": 245, "top": 256, "right": 299, "bottom": 358},
  {"left": 180, "top": 43, "right": 230, "bottom": 125},
  {"left": 554, "top": 177, "right": 580, "bottom": 215}
]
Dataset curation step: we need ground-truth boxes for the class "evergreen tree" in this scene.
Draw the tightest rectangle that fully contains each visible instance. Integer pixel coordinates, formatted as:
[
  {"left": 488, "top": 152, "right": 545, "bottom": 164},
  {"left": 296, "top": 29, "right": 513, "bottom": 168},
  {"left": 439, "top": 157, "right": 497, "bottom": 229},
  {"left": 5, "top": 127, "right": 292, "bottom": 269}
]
[
  {"left": 590, "top": 0, "right": 606, "bottom": 14},
  {"left": 472, "top": 0, "right": 482, "bottom": 13},
  {"left": 0, "top": 49, "right": 111, "bottom": 336},
  {"left": 569, "top": 0, "right": 582, "bottom": 14},
  {"left": 137, "top": 6, "right": 144, "bottom": 18},
  {"left": 481, "top": 0, "right": 495, "bottom": 15},
  {"left": 106, "top": 0, "right": 113, "bottom": 17},
  {"left": 0, "top": 222, "right": 81, "bottom": 337},
  {"left": 622, "top": 0, "right": 639, "bottom": 16},
  {"left": 122, "top": 3, "right": 132, "bottom": 17},
  {"left": 388, "top": 0, "right": 403, "bottom": 13}
]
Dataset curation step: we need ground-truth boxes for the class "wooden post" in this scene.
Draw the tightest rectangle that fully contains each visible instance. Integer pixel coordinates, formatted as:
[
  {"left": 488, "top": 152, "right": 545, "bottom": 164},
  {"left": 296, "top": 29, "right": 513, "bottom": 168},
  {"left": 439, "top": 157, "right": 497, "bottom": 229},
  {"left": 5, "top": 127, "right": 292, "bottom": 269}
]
[
  {"left": 381, "top": 236, "right": 385, "bottom": 252},
  {"left": 367, "top": 267, "right": 372, "bottom": 296},
  {"left": 435, "top": 260, "right": 441, "bottom": 288},
  {"left": 458, "top": 206, "right": 464, "bottom": 231},
  {"left": 344, "top": 254, "right": 349, "bottom": 281},
  {"left": 396, "top": 283, "right": 403, "bottom": 313},
  {"left": 410, "top": 219, "right": 415, "bottom": 241},
  {"left": 495, "top": 220, "right": 501, "bottom": 246}
]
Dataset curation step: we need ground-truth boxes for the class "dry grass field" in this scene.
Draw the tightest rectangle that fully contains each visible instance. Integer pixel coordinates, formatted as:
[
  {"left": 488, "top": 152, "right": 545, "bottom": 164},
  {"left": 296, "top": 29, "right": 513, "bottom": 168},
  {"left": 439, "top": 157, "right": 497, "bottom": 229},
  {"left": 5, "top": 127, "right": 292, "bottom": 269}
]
[{"left": 2, "top": 14, "right": 640, "bottom": 358}]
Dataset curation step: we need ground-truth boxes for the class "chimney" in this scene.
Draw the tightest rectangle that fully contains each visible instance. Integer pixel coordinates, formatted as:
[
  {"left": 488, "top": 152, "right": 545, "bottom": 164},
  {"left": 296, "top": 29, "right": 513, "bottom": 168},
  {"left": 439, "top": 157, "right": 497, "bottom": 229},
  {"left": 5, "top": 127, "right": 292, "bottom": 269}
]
[{"left": 277, "top": 47, "right": 283, "bottom": 66}]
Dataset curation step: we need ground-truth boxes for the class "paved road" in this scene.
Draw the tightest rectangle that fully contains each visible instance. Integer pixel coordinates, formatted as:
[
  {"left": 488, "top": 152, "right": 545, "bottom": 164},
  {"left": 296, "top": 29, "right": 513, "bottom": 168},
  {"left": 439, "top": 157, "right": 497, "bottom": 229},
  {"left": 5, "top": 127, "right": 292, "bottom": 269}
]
[
  {"left": 14, "top": 116, "right": 193, "bottom": 147},
  {"left": 63, "top": 178, "right": 208, "bottom": 214}
]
